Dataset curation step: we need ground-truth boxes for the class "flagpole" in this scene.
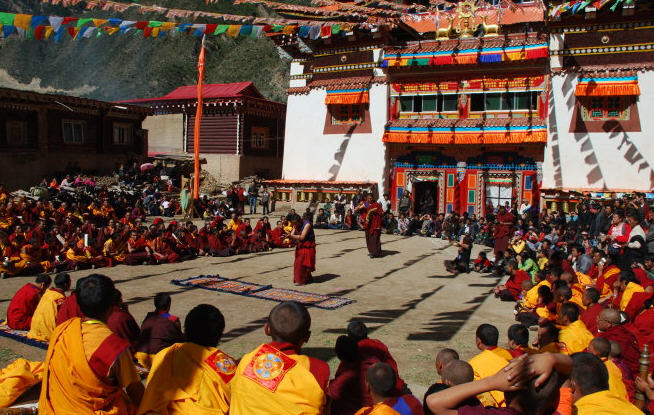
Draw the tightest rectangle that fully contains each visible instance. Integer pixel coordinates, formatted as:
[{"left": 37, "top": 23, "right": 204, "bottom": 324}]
[{"left": 193, "top": 34, "right": 206, "bottom": 201}]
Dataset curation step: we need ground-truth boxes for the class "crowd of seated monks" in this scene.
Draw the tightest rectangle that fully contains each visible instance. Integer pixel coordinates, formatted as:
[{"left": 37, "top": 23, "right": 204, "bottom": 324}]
[
  {"left": 1, "top": 271, "right": 652, "bottom": 414},
  {"left": 0, "top": 191, "right": 299, "bottom": 277}
]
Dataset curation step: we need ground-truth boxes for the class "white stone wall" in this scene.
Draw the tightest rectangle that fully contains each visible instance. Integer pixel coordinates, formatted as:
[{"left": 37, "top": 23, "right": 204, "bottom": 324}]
[
  {"left": 143, "top": 113, "right": 184, "bottom": 155},
  {"left": 281, "top": 84, "right": 389, "bottom": 195},
  {"left": 542, "top": 71, "right": 654, "bottom": 192}
]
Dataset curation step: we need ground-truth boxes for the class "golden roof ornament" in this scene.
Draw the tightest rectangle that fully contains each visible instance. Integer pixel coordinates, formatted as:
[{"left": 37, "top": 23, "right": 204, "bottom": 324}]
[{"left": 455, "top": 0, "right": 479, "bottom": 38}]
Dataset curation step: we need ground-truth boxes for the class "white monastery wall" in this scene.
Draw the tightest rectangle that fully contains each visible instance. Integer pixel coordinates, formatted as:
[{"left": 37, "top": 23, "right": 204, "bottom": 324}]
[
  {"left": 542, "top": 71, "right": 654, "bottom": 192},
  {"left": 281, "top": 83, "right": 389, "bottom": 195}
]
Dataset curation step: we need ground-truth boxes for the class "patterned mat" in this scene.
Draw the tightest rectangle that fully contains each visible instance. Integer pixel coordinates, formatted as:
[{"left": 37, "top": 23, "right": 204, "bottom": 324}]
[
  {"left": 0, "top": 321, "right": 48, "bottom": 350},
  {"left": 171, "top": 275, "right": 271, "bottom": 296},
  {"left": 171, "top": 275, "right": 354, "bottom": 310}
]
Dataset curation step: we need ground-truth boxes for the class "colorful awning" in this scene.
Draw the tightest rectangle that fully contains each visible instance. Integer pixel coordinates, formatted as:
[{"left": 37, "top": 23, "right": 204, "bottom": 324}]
[
  {"left": 381, "top": 43, "right": 548, "bottom": 68},
  {"left": 325, "top": 88, "right": 370, "bottom": 105},
  {"left": 575, "top": 76, "right": 640, "bottom": 96},
  {"left": 382, "top": 125, "right": 547, "bottom": 145}
]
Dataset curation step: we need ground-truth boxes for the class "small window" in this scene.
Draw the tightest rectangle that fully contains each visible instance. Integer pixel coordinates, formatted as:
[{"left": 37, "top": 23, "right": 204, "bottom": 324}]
[
  {"left": 6, "top": 121, "right": 27, "bottom": 146},
  {"left": 470, "top": 94, "right": 485, "bottom": 112},
  {"left": 582, "top": 97, "right": 629, "bottom": 121},
  {"left": 422, "top": 95, "right": 438, "bottom": 112},
  {"left": 113, "top": 123, "right": 133, "bottom": 145},
  {"left": 251, "top": 126, "right": 269, "bottom": 149},
  {"left": 400, "top": 96, "right": 414, "bottom": 112},
  {"left": 62, "top": 120, "right": 84, "bottom": 144},
  {"left": 442, "top": 94, "right": 458, "bottom": 112},
  {"left": 332, "top": 105, "right": 365, "bottom": 125},
  {"left": 485, "top": 93, "right": 502, "bottom": 111}
]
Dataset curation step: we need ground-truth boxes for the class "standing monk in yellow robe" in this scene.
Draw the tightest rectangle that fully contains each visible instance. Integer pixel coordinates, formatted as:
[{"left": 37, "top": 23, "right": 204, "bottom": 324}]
[
  {"left": 138, "top": 304, "right": 236, "bottom": 415},
  {"left": 230, "top": 301, "right": 330, "bottom": 415},
  {"left": 557, "top": 303, "right": 594, "bottom": 355},
  {"left": 27, "top": 272, "right": 70, "bottom": 342},
  {"left": 39, "top": 274, "right": 144, "bottom": 415}
]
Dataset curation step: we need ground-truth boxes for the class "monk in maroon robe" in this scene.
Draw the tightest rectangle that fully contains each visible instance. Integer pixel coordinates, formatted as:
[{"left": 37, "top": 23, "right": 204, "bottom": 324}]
[
  {"left": 55, "top": 290, "right": 84, "bottom": 326},
  {"left": 494, "top": 260, "right": 530, "bottom": 301},
  {"left": 107, "top": 290, "right": 140, "bottom": 351},
  {"left": 355, "top": 195, "right": 383, "bottom": 258},
  {"left": 493, "top": 206, "right": 514, "bottom": 257},
  {"left": 135, "top": 293, "right": 184, "bottom": 358},
  {"left": 597, "top": 308, "right": 640, "bottom": 375},
  {"left": 580, "top": 288, "right": 604, "bottom": 334},
  {"left": 286, "top": 214, "right": 316, "bottom": 286},
  {"left": 6, "top": 275, "right": 51, "bottom": 330}
]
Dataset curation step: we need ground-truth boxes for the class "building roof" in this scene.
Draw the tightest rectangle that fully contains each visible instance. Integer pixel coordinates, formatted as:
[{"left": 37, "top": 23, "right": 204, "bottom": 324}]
[
  {"left": 119, "top": 82, "right": 266, "bottom": 104},
  {"left": 263, "top": 179, "right": 376, "bottom": 186},
  {"left": 400, "top": 4, "right": 545, "bottom": 34},
  {"left": 0, "top": 87, "right": 152, "bottom": 115}
]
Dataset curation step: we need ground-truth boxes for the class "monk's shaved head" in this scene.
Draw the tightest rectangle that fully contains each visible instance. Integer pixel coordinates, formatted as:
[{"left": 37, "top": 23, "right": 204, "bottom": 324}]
[
  {"left": 610, "top": 341, "right": 622, "bottom": 358},
  {"left": 436, "top": 348, "right": 459, "bottom": 375},
  {"left": 267, "top": 301, "right": 311, "bottom": 345},
  {"left": 366, "top": 363, "right": 396, "bottom": 397},
  {"left": 442, "top": 360, "right": 474, "bottom": 386},
  {"left": 599, "top": 308, "right": 620, "bottom": 326},
  {"left": 589, "top": 338, "right": 611, "bottom": 358}
]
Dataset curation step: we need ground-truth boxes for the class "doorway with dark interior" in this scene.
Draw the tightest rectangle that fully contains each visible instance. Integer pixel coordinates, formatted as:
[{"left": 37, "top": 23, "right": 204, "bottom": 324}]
[{"left": 413, "top": 180, "right": 438, "bottom": 215}]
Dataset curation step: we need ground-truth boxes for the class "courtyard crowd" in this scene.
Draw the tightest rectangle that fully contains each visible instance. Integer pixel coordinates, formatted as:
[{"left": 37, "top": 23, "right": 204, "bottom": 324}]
[{"left": 2, "top": 173, "right": 654, "bottom": 414}]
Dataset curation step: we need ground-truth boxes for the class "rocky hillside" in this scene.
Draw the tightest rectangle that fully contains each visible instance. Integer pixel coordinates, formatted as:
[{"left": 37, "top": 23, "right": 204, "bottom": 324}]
[{"left": 0, "top": 0, "right": 292, "bottom": 102}]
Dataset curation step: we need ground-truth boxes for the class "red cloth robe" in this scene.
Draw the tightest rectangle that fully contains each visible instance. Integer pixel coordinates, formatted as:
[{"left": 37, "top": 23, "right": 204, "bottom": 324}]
[
  {"left": 580, "top": 303, "right": 604, "bottom": 335},
  {"left": 294, "top": 221, "right": 316, "bottom": 285},
  {"left": 596, "top": 265, "right": 621, "bottom": 296},
  {"left": 597, "top": 325, "right": 640, "bottom": 375},
  {"left": 505, "top": 270, "right": 531, "bottom": 301},
  {"left": 107, "top": 305, "right": 141, "bottom": 352},
  {"left": 55, "top": 292, "right": 84, "bottom": 326},
  {"left": 6, "top": 283, "right": 41, "bottom": 330},
  {"left": 493, "top": 212, "right": 514, "bottom": 255}
]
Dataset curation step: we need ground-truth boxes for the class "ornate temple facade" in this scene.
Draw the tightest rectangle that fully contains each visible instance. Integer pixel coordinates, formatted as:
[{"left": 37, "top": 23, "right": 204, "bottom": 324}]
[{"left": 279, "top": 0, "right": 653, "bottom": 213}]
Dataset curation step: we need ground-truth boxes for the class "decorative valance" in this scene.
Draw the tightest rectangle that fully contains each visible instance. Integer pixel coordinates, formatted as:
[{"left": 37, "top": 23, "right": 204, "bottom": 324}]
[
  {"left": 382, "top": 125, "right": 547, "bottom": 145},
  {"left": 390, "top": 75, "right": 547, "bottom": 96},
  {"left": 382, "top": 43, "right": 548, "bottom": 68},
  {"left": 575, "top": 76, "right": 640, "bottom": 96},
  {"left": 325, "top": 88, "right": 370, "bottom": 105}
]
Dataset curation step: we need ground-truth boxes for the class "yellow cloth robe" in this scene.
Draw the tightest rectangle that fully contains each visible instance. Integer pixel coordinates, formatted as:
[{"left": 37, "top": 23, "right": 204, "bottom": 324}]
[
  {"left": 138, "top": 342, "right": 236, "bottom": 415},
  {"left": 468, "top": 349, "right": 509, "bottom": 407},
  {"left": 27, "top": 288, "right": 65, "bottom": 341},
  {"left": 620, "top": 282, "right": 645, "bottom": 311},
  {"left": 0, "top": 359, "right": 44, "bottom": 407},
  {"left": 603, "top": 358, "right": 628, "bottom": 400},
  {"left": 574, "top": 390, "right": 643, "bottom": 415},
  {"left": 354, "top": 402, "right": 401, "bottom": 414},
  {"left": 229, "top": 343, "right": 326, "bottom": 415},
  {"left": 558, "top": 320, "right": 594, "bottom": 355},
  {"left": 524, "top": 280, "right": 552, "bottom": 309}
]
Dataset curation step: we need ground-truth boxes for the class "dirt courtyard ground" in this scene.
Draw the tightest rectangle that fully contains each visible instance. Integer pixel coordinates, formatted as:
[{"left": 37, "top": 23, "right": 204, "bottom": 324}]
[{"left": 0, "top": 227, "right": 516, "bottom": 393}]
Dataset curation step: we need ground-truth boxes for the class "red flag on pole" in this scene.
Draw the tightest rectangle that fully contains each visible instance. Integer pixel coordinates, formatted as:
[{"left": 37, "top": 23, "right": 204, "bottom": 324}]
[{"left": 193, "top": 35, "right": 206, "bottom": 200}]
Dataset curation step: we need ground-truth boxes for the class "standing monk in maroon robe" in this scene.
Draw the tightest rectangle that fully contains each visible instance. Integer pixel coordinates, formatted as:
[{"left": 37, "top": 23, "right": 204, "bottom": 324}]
[
  {"left": 493, "top": 205, "right": 514, "bottom": 257},
  {"left": 355, "top": 194, "right": 383, "bottom": 258},
  {"left": 6, "top": 275, "right": 51, "bottom": 330},
  {"left": 286, "top": 213, "right": 316, "bottom": 286}
]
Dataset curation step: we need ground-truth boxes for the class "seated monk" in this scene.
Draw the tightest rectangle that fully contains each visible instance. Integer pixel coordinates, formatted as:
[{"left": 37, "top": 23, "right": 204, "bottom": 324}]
[
  {"left": 557, "top": 302, "right": 594, "bottom": 355},
  {"left": 560, "top": 272, "right": 586, "bottom": 311},
  {"left": 66, "top": 239, "right": 105, "bottom": 270},
  {"left": 493, "top": 260, "right": 530, "bottom": 302},
  {"left": 135, "top": 293, "right": 184, "bottom": 369},
  {"left": 507, "top": 324, "right": 535, "bottom": 357},
  {"left": 596, "top": 257, "right": 621, "bottom": 300},
  {"left": 580, "top": 287, "right": 603, "bottom": 334},
  {"left": 587, "top": 338, "right": 629, "bottom": 400},
  {"left": 354, "top": 363, "right": 423, "bottom": 415},
  {"left": 467, "top": 324, "right": 512, "bottom": 407},
  {"left": 612, "top": 271, "right": 646, "bottom": 317},
  {"left": 38, "top": 274, "right": 144, "bottom": 414},
  {"left": 423, "top": 360, "right": 481, "bottom": 415},
  {"left": 271, "top": 221, "right": 292, "bottom": 248},
  {"left": 596, "top": 308, "right": 640, "bottom": 376},
  {"left": 6, "top": 275, "right": 51, "bottom": 330},
  {"left": 55, "top": 278, "right": 85, "bottom": 326},
  {"left": 230, "top": 301, "right": 330, "bottom": 414},
  {"left": 107, "top": 290, "right": 140, "bottom": 351},
  {"left": 103, "top": 232, "right": 127, "bottom": 267},
  {"left": 4, "top": 237, "right": 51, "bottom": 277},
  {"left": 125, "top": 230, "right": 154, "bottom": 266},
  {"left": 150, "top": 231, "right": 180, "bottom": 264},
  {"left": 28, "top": 273, "right": 70, "bottom": 342},
  {"left": 137, "top": 304, "right": 236, "bottom": 415},
  {"left": 0, "top": 358, "right": 45, "bottom": 408},
  {"left": 329, "top": 322, "right": 407, "bottom": 414}
]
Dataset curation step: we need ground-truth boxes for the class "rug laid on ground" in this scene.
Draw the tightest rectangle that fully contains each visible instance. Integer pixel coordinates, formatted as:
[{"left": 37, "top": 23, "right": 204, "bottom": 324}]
[
  {"left": 0, "top": 321, "right": 48, "bottom": 350},
  {"left": 171, "top": 275, "right": 354, "bottom": 310}
]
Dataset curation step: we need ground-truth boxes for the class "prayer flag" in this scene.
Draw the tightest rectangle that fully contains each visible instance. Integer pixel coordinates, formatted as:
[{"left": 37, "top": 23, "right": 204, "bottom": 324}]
[
  {"left": 76, "top": 18, "right": 93, "bottom": 27},
  {"left": 0, "top": 12, "right": 14, "bottom": 27},
  {"left": 214, "top": 25, "right": 229, "bottom": 35},
  {"left": 13, "top": 14, "right": 32, "bottom": 30},
  {"left": 48, "top": 16, "right": 64, "bottom": 32},
  {"left": 226, "top": 24, "right": 240, "bottom": 37},
  {"left": 31, "top": 16, "right": 47, "bottom": 28},
  {"left": 193, "top": 36, "right": 206, "bottom": 200},
  {"left": 239, "top": 25, "right": 252, "bottom": 35}
]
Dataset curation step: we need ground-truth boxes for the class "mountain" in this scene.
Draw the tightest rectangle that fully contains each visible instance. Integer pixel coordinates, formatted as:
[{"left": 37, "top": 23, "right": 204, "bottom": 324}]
[{"left": 0, "top": 0, "right": 293, "bottom": 102}]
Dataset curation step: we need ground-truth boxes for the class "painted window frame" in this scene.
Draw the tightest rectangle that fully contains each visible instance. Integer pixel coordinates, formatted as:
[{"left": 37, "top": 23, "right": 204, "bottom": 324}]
[
  {"left": 112, "top": 122, "right": 134, "bottom": 145},
  {"left": 62, "top": 119, "right": 85, "bottom": 144}
]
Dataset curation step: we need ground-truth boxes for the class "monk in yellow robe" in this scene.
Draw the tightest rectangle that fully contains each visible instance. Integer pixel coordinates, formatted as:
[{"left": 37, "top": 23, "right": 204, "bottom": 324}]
[
  {"left": 467, "top": 324, "right": 510, "bottom": 407},
  {"left": 27, "top": 273, "right": 70, "bottom": 342},
  {"left": 138, "top": 304, "right": 236, "bottom": 415},
  {"left": 39, "top": 274, "right": 144, "bottom": 415},
  {"left": 354, "top": 363, "right": 423, "bottom": 415},
  {"left": 522, "top": 276, "right": 551, "bottom": 310},
  {"left": 103, "top": 232, "right": 127, "bottom": 266},
  {"left": 587, "top": 338, "right": 628, "bottom": 400},
  {"left": 230, "top": 301, "right": 330, "bottom": 415},
  {"left": 557, "top": 303, "right": 594, "bottom": 355},
  {"left": 0, "top": 359, "right": 44, "bottom": 407},
  {"left": 537, "top": 322, "right": 562, "bottom": 354}
]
